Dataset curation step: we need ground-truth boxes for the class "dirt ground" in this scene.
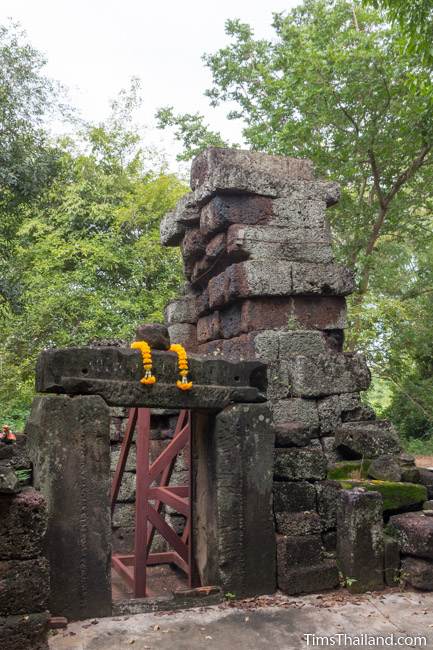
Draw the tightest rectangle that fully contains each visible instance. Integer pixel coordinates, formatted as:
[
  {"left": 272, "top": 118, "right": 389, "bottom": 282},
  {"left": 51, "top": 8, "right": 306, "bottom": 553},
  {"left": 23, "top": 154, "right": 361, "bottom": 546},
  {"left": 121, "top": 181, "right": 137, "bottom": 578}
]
[{"left": 416, "top": 456, "right": 433, "bottom": 469}]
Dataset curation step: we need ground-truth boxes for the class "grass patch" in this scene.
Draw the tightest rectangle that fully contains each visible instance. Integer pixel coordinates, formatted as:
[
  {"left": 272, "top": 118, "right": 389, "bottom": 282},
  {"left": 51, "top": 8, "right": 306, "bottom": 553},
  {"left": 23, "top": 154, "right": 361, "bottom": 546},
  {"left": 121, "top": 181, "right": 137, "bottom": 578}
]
[{"left": 339, "top": 479, "right": 427, "bottom": 511}]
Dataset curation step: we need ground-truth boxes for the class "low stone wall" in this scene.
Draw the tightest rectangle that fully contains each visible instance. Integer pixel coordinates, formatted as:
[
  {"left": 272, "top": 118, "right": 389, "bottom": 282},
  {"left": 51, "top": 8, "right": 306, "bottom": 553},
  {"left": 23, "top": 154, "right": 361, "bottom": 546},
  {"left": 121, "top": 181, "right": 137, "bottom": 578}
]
[{"left": 0, "top": 438, "right": 50, "bottom": 649}]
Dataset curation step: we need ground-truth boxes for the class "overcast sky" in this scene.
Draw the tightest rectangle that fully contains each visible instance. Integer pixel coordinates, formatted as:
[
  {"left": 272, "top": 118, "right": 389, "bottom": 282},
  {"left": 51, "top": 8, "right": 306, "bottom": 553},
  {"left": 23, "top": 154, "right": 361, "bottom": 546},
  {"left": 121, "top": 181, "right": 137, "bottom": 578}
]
[{"left": 0, "top": 0, "right": 300, "bottom": 169}]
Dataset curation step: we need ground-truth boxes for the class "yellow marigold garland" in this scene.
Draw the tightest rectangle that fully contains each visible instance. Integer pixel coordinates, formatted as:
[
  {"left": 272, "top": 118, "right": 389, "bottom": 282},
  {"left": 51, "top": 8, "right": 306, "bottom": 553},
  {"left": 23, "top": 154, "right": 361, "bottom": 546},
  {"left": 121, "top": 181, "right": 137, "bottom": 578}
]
[
  {"left": 170, "top": 343, "right": 193, "bottom": 391},
  {"left": 131, "top": 340, "right": 157, "bottom": 385}
]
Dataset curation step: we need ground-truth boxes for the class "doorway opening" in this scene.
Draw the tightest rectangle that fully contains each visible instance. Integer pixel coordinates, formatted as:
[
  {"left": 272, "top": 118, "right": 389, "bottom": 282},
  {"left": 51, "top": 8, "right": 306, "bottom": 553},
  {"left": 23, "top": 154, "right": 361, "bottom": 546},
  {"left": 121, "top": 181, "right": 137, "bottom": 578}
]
[{"left": 110, "top": 407, "right": 197, "bottom": 602}]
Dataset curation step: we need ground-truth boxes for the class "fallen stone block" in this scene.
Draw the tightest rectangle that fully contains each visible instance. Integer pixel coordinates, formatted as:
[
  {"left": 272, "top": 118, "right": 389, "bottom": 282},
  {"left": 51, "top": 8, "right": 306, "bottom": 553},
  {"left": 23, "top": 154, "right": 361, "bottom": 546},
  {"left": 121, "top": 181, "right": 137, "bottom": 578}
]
[
  {"left": 278, "top": 559, "right": 339, "bottom": 595},
  {"left": 0, "top": 557, "right": 50, "bottom": 615},
  {"left": 389, "top": 512, "right": 433, "bottom": 560},
  {"left": 337, "top": 488, "right": 384, "bottom": 593},
  {"left": 274, "top": 444, "right": 327, "bottom": 480},
  {"left": 288, "top": 353, "right": 371, "bottom": 398},
  {"left": 275, "top": 511, "right": 321, "bottom": 536},
  {"left": 384, "top": 535, "right": 400, "bottom": 587},
  {"left": 273, "top": 481, "right": 317, "bottom": 513},
  {"left": 368, "top": 455, "right": 402, "bottom": 482},
  {"left": 401, "top": 556, "right": 433, "bottom": 590},
  {"left": 0, "top": 612, "right": 50, "bottom": 650},
  {"left": 334, "top": 420, "right": 401, "bottom": 459},
  {"left": 0, "top": 488, "right": 47, "bottom": 560},
  {"left": 419, "top": 469, "right": 433, "bottom": 499},
  {"left": 316, "top": 480, "right": 342, "bottom": 532}
]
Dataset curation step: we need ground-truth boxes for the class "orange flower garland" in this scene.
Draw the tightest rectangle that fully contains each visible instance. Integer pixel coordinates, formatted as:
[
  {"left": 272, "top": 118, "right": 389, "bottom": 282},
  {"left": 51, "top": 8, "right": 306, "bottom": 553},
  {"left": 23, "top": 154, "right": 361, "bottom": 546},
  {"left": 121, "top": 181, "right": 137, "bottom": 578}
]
[
  {"left": 131, "top": 340, "right": 157, "bottom": 385},
  {"left": 170, "top": 343, "right": 193, "bottom": 391}
]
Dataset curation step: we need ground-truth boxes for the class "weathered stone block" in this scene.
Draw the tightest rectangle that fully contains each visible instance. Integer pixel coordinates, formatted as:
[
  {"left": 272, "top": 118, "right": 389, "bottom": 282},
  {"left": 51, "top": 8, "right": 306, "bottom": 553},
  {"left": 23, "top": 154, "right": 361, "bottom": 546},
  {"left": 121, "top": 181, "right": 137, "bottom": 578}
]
[
  {"left": 26, "top": 394, "right": 112, "bottom": 619},
  {"left": 277, "top": 534, "right": 323, "bottom": 570},
  {"left": 160, "top": 193, "right": 200, "bottom": 247},
  {"left": 195, "top": 403, "right": 275, "bottom": 597},
  {"left": 208, "top": 261, "right": 354, "bottom": 311},
  {"left": 384, "top": 535, "right": 400, "bottom": 587},
  {"left": 335, "top": 420, "right": 400, "bottom": 459},
  {"left": 112, "top": 503, "right": 136, "bottom": 529},
  {"left": 277, "top": 559, "right": 339, "bottom": 595},
  {"left": 196, "top": 312, "right": 221, "bottom": 343},
  {"left": 275, "top": 511, "right": 321, "bottom": 536},
  {"left": 160, "top": 209, "right": 184, "bottom": 246},
  {"left": 219, "top": 298, "right": 294, "bottom": 339},
  {"left": 288, "top": 353, "right": 371, "bottom": 398},
  {"left": 368, "top": 455, "right": 402, "bottom": 482},
  {"left": 200, "top": 192, "right": 334, "bottom": 239},
  {"left": 0, "top": 489, "right": 47, "bottom": 560},
  {"left": 290, "top": 296, "right": 347, "bottom": 331},
  {"left": 273, "top": 481, "right": 317, "bottom": 513},
  {"left": 226, "top": 224, "right": 333, "bottom": 264},
  {"left": 389, "top": 512, "right": 433, "bottom": 560},
  {"left": 401, "top": 556, "right": 433, "bottom": 590},
  {"left": 164, "top": 296, "right": 198, "bottom": 325},
  {"left": 291, "top": 262, "right": 354, "bottom": 295},
  {"left": 0, "top": 557, "right": 49, "bottom": 615},
  {"left": 337, "top": 489, "right": 384, "bottom": 593},
  {"left": 167, "top": 322, "right": 198, "bottom": 351},
  {"left": 273, "top": 398, "right": 319, "bottom": 429},
  {"left": 181, "top": 227, "right": 206, "bottom": 262},
  {"left": 323, "top": 530, "right": 337, "bottom": 552},
  {"left": 419, "top": 469, "right": 433, "bottom": 499},
  {"left": 0, "top": 612, "right": 49, "bottom": 650},
  {"left": 316, "top": 480, "right": 341, "bottom": 532},
  {"left": 0, "top": 467, "right": 19, "bottom": 494},
  {"left": 274, "top": 444, "right": 327, "bottom": 480},
  {"left": 110, "top": 444, "right": 136, "bottom": 473},
  {"left": 112, "top": 471, "right": 135, "bottom": 502},
  {"left": 318, "top": 393, "right": 375, "bottom": 435},
  {"left": 320, "top": 437, "right": 344, "bottom": 465},
  {"left": 278, "top": 331, "right": 328, "bottom": 358},
  {"left": 135, "top": 323, "right": 170, "bottom": 350},
  {"left": 191, "top": 147, "right": 315, "bottom": 201}
]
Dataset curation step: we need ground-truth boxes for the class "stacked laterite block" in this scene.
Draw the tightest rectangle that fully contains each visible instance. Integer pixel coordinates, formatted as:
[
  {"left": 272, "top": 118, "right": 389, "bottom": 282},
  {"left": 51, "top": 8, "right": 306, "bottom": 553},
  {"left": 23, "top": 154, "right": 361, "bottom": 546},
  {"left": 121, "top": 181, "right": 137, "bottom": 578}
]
[{"left": 162, "top": 147, "right": 404, "bottom": 595}]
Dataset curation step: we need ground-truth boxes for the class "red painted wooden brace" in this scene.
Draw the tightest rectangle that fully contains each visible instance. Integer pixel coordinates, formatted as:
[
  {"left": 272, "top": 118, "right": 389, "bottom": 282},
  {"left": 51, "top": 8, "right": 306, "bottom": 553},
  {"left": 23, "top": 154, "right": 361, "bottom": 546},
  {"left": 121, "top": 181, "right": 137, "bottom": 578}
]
[{"left": 111, "top": 407, "right": 197, "bottom": 597}]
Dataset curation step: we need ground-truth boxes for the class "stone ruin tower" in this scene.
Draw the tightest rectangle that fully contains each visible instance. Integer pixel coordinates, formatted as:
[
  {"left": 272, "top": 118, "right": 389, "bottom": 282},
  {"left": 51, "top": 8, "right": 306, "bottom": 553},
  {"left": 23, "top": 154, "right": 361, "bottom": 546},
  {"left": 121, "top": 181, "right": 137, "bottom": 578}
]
[{"left": 161, "top": 147, "right": 404, "bottom": 593}]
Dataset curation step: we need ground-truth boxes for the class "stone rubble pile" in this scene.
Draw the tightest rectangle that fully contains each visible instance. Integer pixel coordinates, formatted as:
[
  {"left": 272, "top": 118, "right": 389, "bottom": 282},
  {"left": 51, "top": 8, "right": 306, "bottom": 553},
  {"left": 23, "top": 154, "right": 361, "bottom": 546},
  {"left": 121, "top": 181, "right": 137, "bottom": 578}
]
[
  {"left": 161, "top": 147, "right": 421, "bottom": 595},
  {"left": 0, "top": 438, "right": 50, "bottom": 650}
]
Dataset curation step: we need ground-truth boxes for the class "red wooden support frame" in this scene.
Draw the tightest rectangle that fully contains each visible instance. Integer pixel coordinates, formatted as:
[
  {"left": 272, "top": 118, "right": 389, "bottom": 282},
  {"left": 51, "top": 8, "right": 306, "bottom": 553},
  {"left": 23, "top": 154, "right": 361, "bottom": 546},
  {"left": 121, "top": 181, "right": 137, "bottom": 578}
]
[{"left": 111, "top": 407, "right": 196, "bottom": 597}]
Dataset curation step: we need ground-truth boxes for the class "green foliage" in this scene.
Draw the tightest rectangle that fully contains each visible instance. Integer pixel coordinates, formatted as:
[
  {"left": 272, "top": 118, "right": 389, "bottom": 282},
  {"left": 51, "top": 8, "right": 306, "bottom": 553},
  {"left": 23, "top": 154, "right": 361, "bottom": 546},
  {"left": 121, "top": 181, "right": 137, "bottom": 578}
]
[
  {"left": 0, "top": 52, "right": 186, "bottom": 425},
  {"left": 155, "top": 107, "right": 229, "bottom": 161},
  {"left": 363, "top": 0, "right": 433, "bottom": 66},
  {"left": 157, "top": 0, "right": 433, "bottom": 448}
]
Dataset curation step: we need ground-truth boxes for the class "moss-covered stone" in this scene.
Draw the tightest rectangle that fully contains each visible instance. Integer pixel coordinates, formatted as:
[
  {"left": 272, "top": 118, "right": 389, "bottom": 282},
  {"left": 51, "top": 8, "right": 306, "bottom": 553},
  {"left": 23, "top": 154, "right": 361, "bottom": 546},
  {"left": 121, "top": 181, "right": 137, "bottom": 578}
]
[
  {"left": 327, "top": 460, "right": 371, "bottom": 480},
  {"left": 338, "top": 479, "right": 427, "bottom": 512}
]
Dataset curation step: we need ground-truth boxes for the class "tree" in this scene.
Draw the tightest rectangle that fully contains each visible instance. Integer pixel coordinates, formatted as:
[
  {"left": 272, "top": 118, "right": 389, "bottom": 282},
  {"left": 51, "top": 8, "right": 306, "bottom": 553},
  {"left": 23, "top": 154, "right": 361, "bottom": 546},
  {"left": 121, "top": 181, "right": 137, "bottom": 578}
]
[
  {"left": 157, "top": 0, "right": 433, "bottom": 439},
  {"left": 0, "top": 83, "right": 187, "bottom": 427},
  {"left": 363, "top": 0, "right": 433, "bottom": 66}
]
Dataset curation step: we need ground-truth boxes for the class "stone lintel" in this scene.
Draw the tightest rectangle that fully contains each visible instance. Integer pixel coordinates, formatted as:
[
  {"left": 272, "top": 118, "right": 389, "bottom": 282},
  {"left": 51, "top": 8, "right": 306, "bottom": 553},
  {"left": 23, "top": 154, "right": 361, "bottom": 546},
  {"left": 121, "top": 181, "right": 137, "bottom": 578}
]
[{"left": 35, "top": 347, "right": 267, "bottom": 408}]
